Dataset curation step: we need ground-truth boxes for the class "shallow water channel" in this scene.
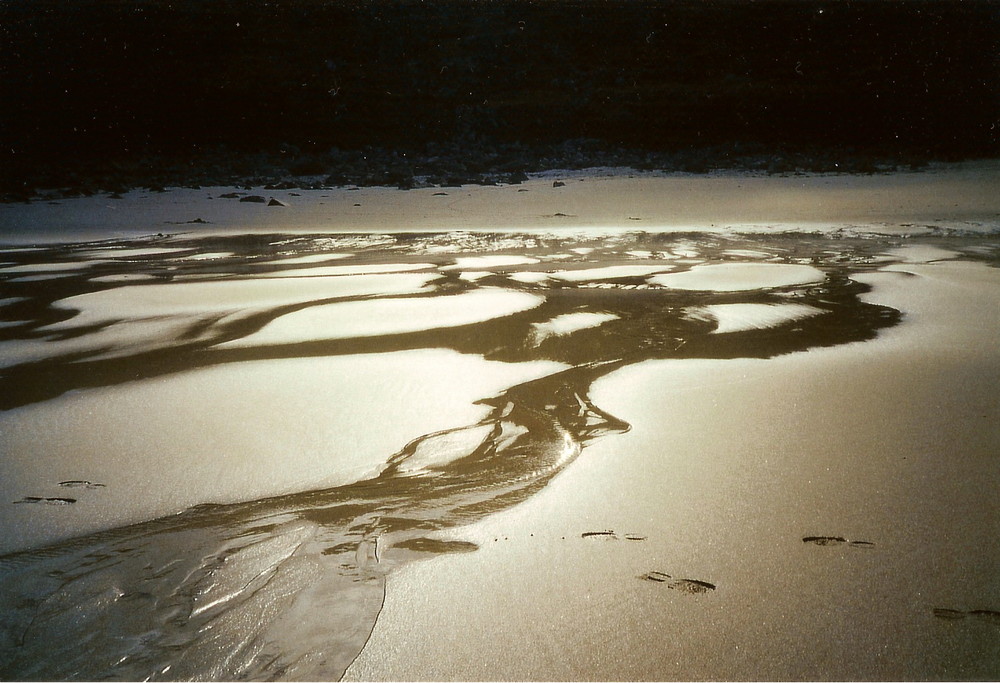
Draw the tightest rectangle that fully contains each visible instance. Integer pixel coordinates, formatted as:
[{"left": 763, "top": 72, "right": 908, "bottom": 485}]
[{"left": 0, "top": 229, "right": 993, "bottom": 680}]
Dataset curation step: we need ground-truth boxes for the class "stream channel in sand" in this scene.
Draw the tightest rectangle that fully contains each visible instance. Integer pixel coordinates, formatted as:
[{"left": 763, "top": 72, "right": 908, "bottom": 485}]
[{"left": 0, "top": 225, "right": 997, "bottom": 679}]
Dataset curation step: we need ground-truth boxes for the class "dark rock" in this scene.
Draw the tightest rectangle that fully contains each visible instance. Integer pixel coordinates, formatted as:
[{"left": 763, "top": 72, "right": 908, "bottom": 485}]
[
  {"left": 552, "top": 180, "right": 565, "bottom": 187},
  {"left": 240, "top": 195, "right": 267, "bottom": 203},
  {"left": 267, "top": 198, "right": 287, "bottom": 207},
  {"left": 219, "top": 192, "right": 242, "bottom": 199}
]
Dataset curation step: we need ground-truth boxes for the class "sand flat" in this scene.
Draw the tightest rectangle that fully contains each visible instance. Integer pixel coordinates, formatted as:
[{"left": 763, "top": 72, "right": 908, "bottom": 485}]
[
  {"left": 1, "top": 163, "right": 998, "bottom": 244},
  {"left": 76, "top": 247, "right": 190, "bottom": 259},
  {"left": 259, "top": 262, "right": 434, "bottom": 278},
  {"left": 218, "top": 289, "right": 544, "bottom": 348},
  {"left": 442, "top": 255, "right": 541, "bottom": 270},
  {"left": 690, "top": 302, "right": 829, "bottom": 334},
  {"left": 549, "top": 264, "right": 676, "bottom": 281},
  {"left": 0, "top": 261, "right": 109, "bottom": 273},
  {"left": 0, "top": 349, "right": 567, "bottom": 554},
  {"left": 344, "top": 255, "right": 1000, "bottom": 682},
  {"left": 43, "top": 272, "right": 439, "bottom": 330},
  {"left": 530, "top": 312, "right": 620, "bottom": 345},
  {"left": 650, "top": 263, "right": 825, "bottom": 291},
  {"left": 263, "top": 253, "right": 353, "bottom": 265},
  {"left": 0, "top": 168, "right": 998, "bottom": 681}
]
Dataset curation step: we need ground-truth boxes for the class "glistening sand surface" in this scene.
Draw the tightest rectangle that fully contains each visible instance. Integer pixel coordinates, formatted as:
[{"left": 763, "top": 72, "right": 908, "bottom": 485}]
[
  {"left": 344, "top": 252, "right": 1000, "bottom": 681},
  {"left": 1, "top": 161, "right": 998, "bottom": 244},
  {"left": 0, "top": 169, "right": 998, "bottom": 680}
]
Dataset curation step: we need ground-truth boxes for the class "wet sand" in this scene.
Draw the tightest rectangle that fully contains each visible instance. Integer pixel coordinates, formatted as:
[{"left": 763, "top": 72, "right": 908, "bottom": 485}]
[
  {"left": 0, "top": 168, "right": 998, "bottom": 680},
  {"left": 345, "top": 251, "right": 1000, "bottom": 681},
  {"left": 1, "top": 160, "right": 999, "bottom": 244}
]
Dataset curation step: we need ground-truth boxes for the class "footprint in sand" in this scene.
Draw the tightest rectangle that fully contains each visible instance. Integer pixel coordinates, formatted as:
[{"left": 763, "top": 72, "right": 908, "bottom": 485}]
[
  {"left": 642, "top": 571, "right": 716, "bottom": 594},
  {"left": 14, "top": 496, "right": 76, "bottom": 505},
  {"left": 933, "top": 608, "right": 1000, "bottom": 624},
  {"left": 803, "top": 536, "right": 875, "bottom": 548},
  {"left": 59, "top": 480, "right": 106, "bottom": 489},
  {"left": 581, "top": 530, "right": 646, "bottom": 541}
]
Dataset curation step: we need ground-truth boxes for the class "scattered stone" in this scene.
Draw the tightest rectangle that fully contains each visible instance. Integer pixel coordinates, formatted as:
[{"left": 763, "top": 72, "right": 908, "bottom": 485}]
[
  {"left": 240, "top": 195, "right": 267, "bottom": 203},
  {"left": 552, "top": 180, "right": 565, "bottom": 187},
  {"left": 219, "top": 192, "right": 242, "bottom": 199},
  {"left": 267, "top": 198, "right": 287, "bottom": 207}
]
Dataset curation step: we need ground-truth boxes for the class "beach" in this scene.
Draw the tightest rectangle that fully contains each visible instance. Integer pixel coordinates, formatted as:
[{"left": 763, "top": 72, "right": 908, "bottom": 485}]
[{"left": 0, "top": 166, "right": 998, "bottom": 680}]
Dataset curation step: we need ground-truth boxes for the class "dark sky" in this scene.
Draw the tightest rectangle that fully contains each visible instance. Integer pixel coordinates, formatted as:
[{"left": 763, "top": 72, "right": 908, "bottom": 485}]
[{"left": 2, "top": 0, "right": 998, "bottom": 187}]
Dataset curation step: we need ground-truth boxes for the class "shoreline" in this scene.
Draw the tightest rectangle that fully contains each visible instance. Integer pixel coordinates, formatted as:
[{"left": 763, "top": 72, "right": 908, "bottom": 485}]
[{"left": 1, "top": 161, "right": 999, "bottom": 246}]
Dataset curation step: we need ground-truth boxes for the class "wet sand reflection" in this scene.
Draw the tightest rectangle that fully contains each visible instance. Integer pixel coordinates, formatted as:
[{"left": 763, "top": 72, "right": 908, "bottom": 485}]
[{"left": 1, "top": 230, "right": 994, "bottom": 680}]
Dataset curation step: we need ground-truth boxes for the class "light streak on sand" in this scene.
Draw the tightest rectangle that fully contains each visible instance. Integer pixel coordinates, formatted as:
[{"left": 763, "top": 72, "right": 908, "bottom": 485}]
[
  {"left": 649, "top": 263, "right": 825, "bottom": 291},
  {"left": 218, "top": 289, "right": 545, "bottom": 347}
]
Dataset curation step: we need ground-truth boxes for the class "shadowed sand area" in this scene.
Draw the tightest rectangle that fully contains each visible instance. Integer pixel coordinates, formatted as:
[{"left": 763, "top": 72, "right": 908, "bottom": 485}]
[{"left": 0, "top": 169, "right": 999, "bottom": 680}]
